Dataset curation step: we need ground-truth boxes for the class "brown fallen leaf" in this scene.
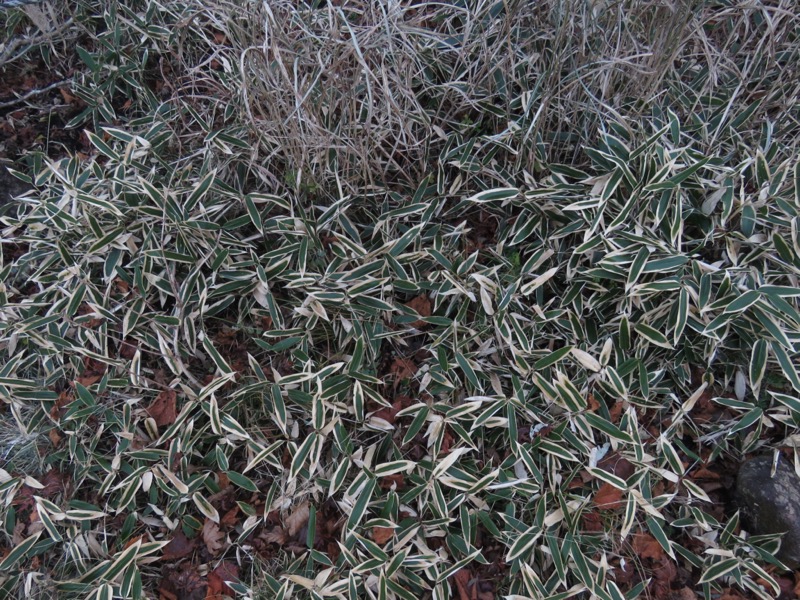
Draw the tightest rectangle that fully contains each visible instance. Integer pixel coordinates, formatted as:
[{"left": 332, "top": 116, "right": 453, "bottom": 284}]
[
  {"left": 50, "top": 390, "right": 72, "bottom": 422},
  {"left": 372, "top": 527, "right": 394, "bottom": 545},
  {"left": 147, "top": 389, "right": 178, "bottom": 427},
  {"left": 76, "top": 374, "right": 102, "bottom": 387},
  {"left": 671, "top": 586, "right": 696, "bottom": 600},
  {"left": 652, "top": 559, "right": 677, "bottom": 600},
  {"left": 405, "top": 294, "right": 432, "bottom": 328},
  {"left": 37, "top": 469, "right": 67, "bottom": 499},
  {"left": 162, "top": 529, "right": 196, "bottom": 561},
  {"left": 450, "top": 568, "right": 475, "bottom": 600},
  {"left": 220, "top": 505, "right": 240, "bottom": 528},
  {"left": 119, "top": 338, "right": 138, "bottom": 360},
  {"left": 48, "top": 429, "right": 63, "bottom": 448},
  {"left": 690, "top": 465, "right": 719, "bottom": 480},
  {"left": 202, "top": 518, "right": 226, "bottom": 556},
  {"left": 597, "top": 452, "right": 635, "bottom": 480},
  {"left": 389, "top": 358, "right": 418, "bottom": 388},
  {"left": 593, "top": 482, "right": 624, "bottom": 511},
  {"left": 632, "top": 532, "right": 665, "bottom": 561},
  {"left": 123, "top": 535, "right": 143, "bottom": 551},
  {"left": 261, "top": 526, "right": 287, "bottom": 545},
  {"left": 379, "top": 473, "right": 404, "bottom": 490},
  {"left": 581, "top": 510, "right": 603, "bottom": 532},
  {"left": 158, "top": 563, "right": 206, "bottom": 600},
  {"left": 77, "top": 303, "right": 104, "bottom": 328},
  {"left": 285, "top": 501, "right": 310, "bottom": 538},
  {"left": 374, "top": 395, "right": 417, "bottom": 426},
  {"left": 609, "top": 400, "right": 624, "bottom": 424},
  {"left": 207, "top": 560, "right": 239, "bottom": 599}
]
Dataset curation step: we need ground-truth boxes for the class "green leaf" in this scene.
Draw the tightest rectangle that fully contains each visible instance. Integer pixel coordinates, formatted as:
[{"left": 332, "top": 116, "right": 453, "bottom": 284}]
[
  {"left": 634, "top": 323, "right": 672, "bottom": 349},
  {"left": 771, "top": 342, "right": 800, "bottom": 392},
  {"left": 698, "top": 558, "right": 740, "bottom": 584}
]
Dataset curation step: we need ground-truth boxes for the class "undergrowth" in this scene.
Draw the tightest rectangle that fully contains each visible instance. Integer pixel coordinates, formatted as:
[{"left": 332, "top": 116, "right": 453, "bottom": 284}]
[{"left": 1, "top": 0, "right": 799, "bottom": 599}]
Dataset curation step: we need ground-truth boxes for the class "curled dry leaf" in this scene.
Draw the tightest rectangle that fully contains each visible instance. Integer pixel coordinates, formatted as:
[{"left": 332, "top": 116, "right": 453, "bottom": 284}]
[
  {"left": 379, "top": 473, "right": 404, "bottom": 490},
  {"left": 220, "top": 505, "right": 240, "bottom": 528},
  {"left": 405, "top": 294, "right": 432, "bottom": 328},
  {"left": 202, "top": 518, "right": 226, "bottom": 556},
  {"left": 285, "top": 500, "right": 310, "bottom": 538},
  {"left": 632, "top": 532, "right": 665, "bottom": 561},
  {"left": 147, "top": 389, "right": 178, "bottom": 427},
  {"left": 261, "top": 527, "right": 287, "bottom": 545},
  {"left": 372, "top": 526, "right": 394, "bottom": 545}
]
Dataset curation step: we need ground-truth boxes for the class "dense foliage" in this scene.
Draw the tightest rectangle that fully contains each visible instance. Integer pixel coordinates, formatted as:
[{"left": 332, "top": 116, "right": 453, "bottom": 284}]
[{"left": 1, "top": 1, "right": 799, "bottom": 598}]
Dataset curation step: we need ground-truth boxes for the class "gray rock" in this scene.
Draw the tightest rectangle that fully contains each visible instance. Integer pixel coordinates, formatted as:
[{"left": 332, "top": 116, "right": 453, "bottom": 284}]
[{"left": 736, "top": 455, "right": 800, "bottom": 569}]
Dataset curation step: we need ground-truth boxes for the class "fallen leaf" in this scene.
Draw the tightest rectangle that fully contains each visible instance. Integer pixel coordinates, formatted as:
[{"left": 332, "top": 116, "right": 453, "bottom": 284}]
[
  {"left": 202, "top": 518, "right": 226, "bottom": 556},
  {"left": 372, "top": 527, "right": 394, "bottom": 545},
  {"left": 220, "top": 505, "right": 240, "bottom": 528},
  {"left": 581, "top": 510, "right": 603, "bottom": 532},
  {"left": 50, "top": 390, "right": 72, "bottom": 421},
  {"left": 147, "top": 389, "right": 178, "bottom": 427},
  {"left": 158, "top": 563, "right": 206, "bottom": 600},
  {"left": 389, "top": 358, "right": 418, "bottom": 387},
  {"left": 718, "top": 592, "right": 747, "bottom": 600},
  {"left": 11, "top": 521, "right": 26, "bottom": 545},
  {"left": 162, "top": 529, "right": 196, "bottom": 560},
  {"left": 597, "top": 453, "right": 635, "bottom": 480},
  {"left": 285, "top": 501, "right": 310, "bottom": 538},
  {"left": 260, "top": 526, "right": 287, "bottom": 545},
  {"left": 119, "top": 338, "right": 138, "bottom": 360},
  {"left": 38, "top": 470, "right": 66, "bottom": 499},
  {"left": 609, "top": 400, "right": 624, "bottom": 424},
  {"left": 379, "top": 473, "right": 404, "bottom": 490},
  {"left": 123, "top": 535, "right": 143, "bottom": 550},
  {"left": 632, "top": 532, "right": 665, "bottom": 561},
  {"left": 593, "top": 483, "right": 624, "bottom": 510},
  {"left": 450, "top": 568, "right": 475, "bottom": 600},
  {"left": 76, "top": 374, "right": 102, "bottom": 387},
  {"left": 48, "top": 429, "right": 63, "bottom": 448},
  {"left": 59, "top": 87, "right": 76, "bottom": 104},
  {"left": 405, "top": 295, "right": 432, "bottom": 328},
  {"left": 690, "top": 466, "right": 719, "bottom": 480},
  {"left": 652, "top": 559, "right": 677, "bottom": 600},
  {"left": 77, "top": 303, "right": 104, "bottom": 328},
  {"left": 207, "top": 560, "right": 239, "bottom": 598},
  {"left": 372, "top": 396, "right": 412, "bottom": 425},
  {"left": 774, "top": 576, "right": 795, "bottom": 598},
  {"left": 671, "top": 587, "right": 696, "bottom": 600}
]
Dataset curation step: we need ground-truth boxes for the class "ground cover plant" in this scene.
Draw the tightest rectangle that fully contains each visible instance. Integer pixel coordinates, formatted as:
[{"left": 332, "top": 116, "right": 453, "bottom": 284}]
[{"left": 1, "top": 0, "right": 800, "bottom": 598}]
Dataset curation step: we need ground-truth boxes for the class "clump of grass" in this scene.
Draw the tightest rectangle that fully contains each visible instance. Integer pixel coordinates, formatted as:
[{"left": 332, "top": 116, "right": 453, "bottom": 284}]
[{"left": 0, "top": 406, "right": 46, "bottom": 476}]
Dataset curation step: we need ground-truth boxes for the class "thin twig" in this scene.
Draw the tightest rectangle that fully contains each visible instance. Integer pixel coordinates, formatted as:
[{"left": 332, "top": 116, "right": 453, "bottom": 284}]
[{"left": 0, "top": 78, "right": 70, "bottom": 110}]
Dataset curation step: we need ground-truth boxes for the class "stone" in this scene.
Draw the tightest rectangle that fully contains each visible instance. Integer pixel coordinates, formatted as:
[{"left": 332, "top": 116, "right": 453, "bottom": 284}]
[{"left": 736, "top": 455, "right": 800, "bottom": 569}]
